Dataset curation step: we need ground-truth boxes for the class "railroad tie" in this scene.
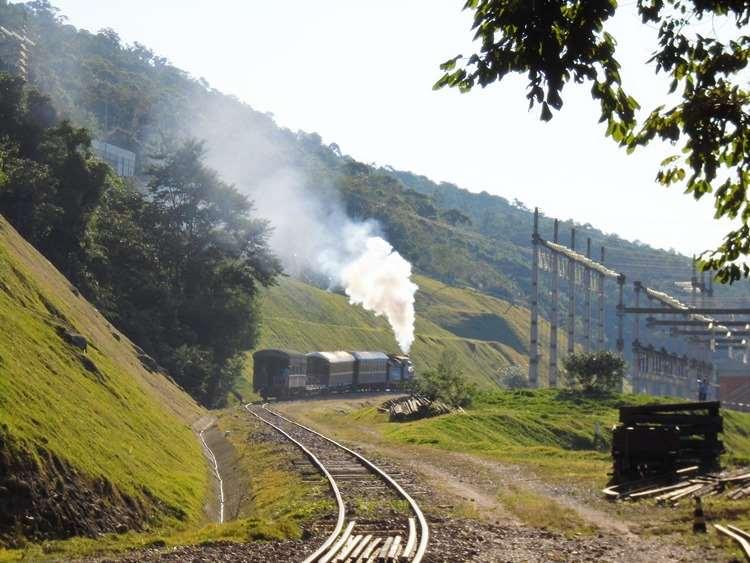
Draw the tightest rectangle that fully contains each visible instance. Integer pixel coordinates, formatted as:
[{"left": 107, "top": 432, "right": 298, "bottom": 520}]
[
  {"left": 377, "top": 537, "right": 394, "bottom": 562},
  {"left": 349, "top": 534, "right": 372, "bottom": 561},
  {"left": 319, "top": 520, "right": 356, "bottom": 563},
  {"left": 334, "top": 534, "right": 363, "bottom": 562},
  {"left": 358, "top": 537, "right": 382, "bottom": 563},
  {"left": 387, "top": 535, "right": 402, "bottom": 562}
]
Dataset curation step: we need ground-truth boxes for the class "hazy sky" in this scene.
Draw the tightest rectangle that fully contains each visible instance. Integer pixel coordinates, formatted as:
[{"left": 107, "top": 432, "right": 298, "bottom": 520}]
[{"left": 49, "top": 1, "right": 736, "bottom": 256}]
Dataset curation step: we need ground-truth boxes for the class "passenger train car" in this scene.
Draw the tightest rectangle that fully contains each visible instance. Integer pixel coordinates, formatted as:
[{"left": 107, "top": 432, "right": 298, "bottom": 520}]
[{"left": 252, "top": 349, "right": 415, "bottom": 399}]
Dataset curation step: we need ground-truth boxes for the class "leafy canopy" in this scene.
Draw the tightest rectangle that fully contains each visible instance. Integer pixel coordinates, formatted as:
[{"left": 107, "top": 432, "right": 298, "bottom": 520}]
[
  {"left": 563, "top": 351, "right": 626, "bottom": 393},
  {"left": 436, "top": 1, "right": 750, "bottom": 282}
]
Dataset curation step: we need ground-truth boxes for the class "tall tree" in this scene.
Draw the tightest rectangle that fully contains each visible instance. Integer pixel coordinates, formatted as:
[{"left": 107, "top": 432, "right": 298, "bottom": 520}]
[
  {"left": 139, "top": 140, "right": 280, "bottom": 405},
  {"left": 436, "top": 1, "right": 750, "bottom": 282},
  {"left": 0, "top": 73, "right": 109, "bottom": 277}
]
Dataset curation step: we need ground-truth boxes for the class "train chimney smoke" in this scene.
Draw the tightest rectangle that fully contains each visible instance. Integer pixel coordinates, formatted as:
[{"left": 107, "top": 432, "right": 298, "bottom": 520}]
[
  {"left": 340, "top": 236, "right": 418, "bottom": 353},
  {"left": 215, "top": 168, "right": 418, "bottom": 353}
]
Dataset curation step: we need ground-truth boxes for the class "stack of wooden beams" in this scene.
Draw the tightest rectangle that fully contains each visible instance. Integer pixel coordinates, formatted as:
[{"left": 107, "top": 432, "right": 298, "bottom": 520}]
[
  {"left": 611, "top": 401, "right": 724, "bottom": 482},
  {"left": 378, "top": 395, "right": 455, "bottom": 421},
  {"left": 604, "top": 467, "right": 750, "bottom": 504}
]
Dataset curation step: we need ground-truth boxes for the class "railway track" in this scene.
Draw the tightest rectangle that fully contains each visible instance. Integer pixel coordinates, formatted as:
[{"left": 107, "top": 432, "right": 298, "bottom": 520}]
[{"left": 244, "top": 403, "right": 429, "bottom": 563}]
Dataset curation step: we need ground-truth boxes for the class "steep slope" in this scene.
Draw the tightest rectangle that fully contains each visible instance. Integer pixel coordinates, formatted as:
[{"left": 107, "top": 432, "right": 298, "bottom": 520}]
[
  {"left": 238, "top": 274, "right": 566, "bottom": 397},
  {"left": 0, "top": 217, "right": 207, "bottom": 545}
]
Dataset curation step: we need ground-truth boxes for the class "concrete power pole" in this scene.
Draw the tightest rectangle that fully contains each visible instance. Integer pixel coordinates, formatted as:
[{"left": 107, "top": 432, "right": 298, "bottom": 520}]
[
  {"left": 633, "top": 282, "right": 642, "bottom": 393},
  {"left": 548, "top": 220, "right": 559, "bottom": 387},
  {"left": 529, "top": 208, "right": 540, "bottom": 388},
  {"left": 584, "top": 238, "right": 592, "bottom": 353},
  {"left": 617, "top": 274, "right": 626, "bottom": 355},
  {"left": 567, "top": 228, "right": 576, "bottom": 356},
  {"left": 598, "top": 246, "right": 606, "bottom": 350}
]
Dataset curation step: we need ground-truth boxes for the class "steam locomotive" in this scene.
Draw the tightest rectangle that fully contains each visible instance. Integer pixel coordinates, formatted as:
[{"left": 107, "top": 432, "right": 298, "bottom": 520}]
[{"left": 252, "top": 349, "right": 415, "bottom": 399}]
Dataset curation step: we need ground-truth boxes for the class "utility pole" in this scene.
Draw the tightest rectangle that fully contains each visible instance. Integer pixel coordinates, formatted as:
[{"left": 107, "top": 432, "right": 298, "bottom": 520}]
[
  {"left": 598, "top": 246, "right": 606, "bottom": 350},
  {"left": 567, "top": 228, "right": 576, "bottom": 356},
  {"left": 549, "top": 220, "right": 559, "bottom": 387},
  {"left": 617, "top": 274, "right": 626, "bottom": 355},
  {"left": 584, "top": 238, "right": 592, "bottom": 353},
  {"left": 529, "top": 208, "right": 540, "bottom": 388},
  {"left": 633, "top": 282, "right": 642, "bottom": 393}
]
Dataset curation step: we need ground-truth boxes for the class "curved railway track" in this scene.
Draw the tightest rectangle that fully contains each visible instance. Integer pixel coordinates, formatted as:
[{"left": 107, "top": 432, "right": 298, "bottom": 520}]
[{"left": 244, "top": 403, "right": 429, "bottom": 563}]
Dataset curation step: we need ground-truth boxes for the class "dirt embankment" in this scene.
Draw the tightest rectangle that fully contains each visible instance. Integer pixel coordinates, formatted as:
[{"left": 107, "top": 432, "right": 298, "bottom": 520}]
[{"left": 0, "top": 435, "right": 169, "bottom": 547}]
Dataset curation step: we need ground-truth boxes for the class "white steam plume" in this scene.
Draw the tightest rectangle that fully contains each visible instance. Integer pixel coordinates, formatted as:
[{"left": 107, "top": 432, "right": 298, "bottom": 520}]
[
  {"left": 340, "top": 237, "right": 418, "bottom": 353},
  {"left": 186, "top": 103, "right": 418, "bottom": 352}
]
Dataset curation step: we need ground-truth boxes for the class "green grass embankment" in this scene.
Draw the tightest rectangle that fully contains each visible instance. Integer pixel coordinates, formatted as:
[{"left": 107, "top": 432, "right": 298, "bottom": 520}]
[
  {"left": 0, "top": 217, "right": 208, "bottom": 557},
  {"left": 329, "top": 389, "right": 750, "bottom": 485}
]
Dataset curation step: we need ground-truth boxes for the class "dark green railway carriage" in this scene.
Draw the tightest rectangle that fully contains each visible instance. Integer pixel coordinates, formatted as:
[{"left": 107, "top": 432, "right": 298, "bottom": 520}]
[{"left": 253, "top": 349, "right": 307, "bottom": 398}]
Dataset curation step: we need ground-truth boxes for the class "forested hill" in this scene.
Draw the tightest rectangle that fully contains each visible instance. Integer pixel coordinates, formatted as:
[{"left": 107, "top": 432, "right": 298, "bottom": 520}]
[{"left": 0, "top": 2, "right": 734, "bottom": 327}]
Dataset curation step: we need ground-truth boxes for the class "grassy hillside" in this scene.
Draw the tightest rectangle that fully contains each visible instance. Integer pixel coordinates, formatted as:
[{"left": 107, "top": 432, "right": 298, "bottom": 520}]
[
  {"left": 0, "top": 217, "right": 208, "bottom": 545},
  {"left": 237, "top": 274, "right": 568, "bottom": 398},
  {"left": 286, "top": 388, "right": 750, "bottom": 495},
  {"left": 284, "top": 389, "right": 750, "bottom": 553}
]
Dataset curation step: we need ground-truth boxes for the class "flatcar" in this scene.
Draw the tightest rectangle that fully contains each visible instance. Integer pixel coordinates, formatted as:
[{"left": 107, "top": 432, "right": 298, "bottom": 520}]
[{"left": 253, "top": 349, "right": 307, "bottom": 399}]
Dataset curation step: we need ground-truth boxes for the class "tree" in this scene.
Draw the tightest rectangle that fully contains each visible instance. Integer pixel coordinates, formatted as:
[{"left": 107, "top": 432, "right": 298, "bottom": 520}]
[
  {"left": 441, "top": 208, "right": 472, "bottom": 227},
  {"left": 0, "top": 73, "right": 110, "bottom": 279},
  {"left": 563, "top": 351, "right": 626, "bottom": 393},
  {"left": 415, "top": 350, "right": 476, "bottom": 407},
  {"left": 85, "top": 140, "right": 281, "bottom": 406},
  {"left": 436, "top": 1, "right": 750, "bottom": 282}
]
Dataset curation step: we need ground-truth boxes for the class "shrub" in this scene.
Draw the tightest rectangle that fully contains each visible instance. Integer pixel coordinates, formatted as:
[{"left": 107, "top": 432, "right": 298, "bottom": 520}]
[
  {"left": 414, "top": 350, "right": 476, "bottom": 408},
  {"left": 496, "top": 365, "right": 531, "bottom": 389},
  {"left": 563, "top": 351, "right": 625, "bottom": 394}
]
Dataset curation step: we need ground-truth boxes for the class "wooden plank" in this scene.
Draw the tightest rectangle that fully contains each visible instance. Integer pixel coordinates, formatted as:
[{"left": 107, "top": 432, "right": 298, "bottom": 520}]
[
  {"left": 387, "top": 536, "right": 402, "bottom": 562},
  {"left": 334, "top": 535, "right": 363, "bottom": 562},
  {"left": 378, "top": 537, "right": 394, "bottom": 562},
  {"left": 628, "top": 481, "right": 694, "bottom": 499},
  {"left": 620, "top": 414, "right": 723, "bottom": 428},
  {"left": 727, "top": 525, "right": 750, "bottom": 543},
  {"left": 720, "top": 472, "right": 750, "bottom": 483},
  {"left": 359, "top": 537, "right": 382, "bottom": 562},
  {"left": 350, "top": 534, "right": 372, "bottom": 560},
  {"left": 319, "top": 520, "right": 355, "bottom": 563},
  {"left": 620, "top": 402, "right": 720, "bottom": 416}
]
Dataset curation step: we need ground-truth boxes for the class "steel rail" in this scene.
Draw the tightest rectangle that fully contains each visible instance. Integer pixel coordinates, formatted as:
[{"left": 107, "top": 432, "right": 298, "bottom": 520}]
[
  {"left": 714, "top": 524, "right": 750, "bottom": 561},
  {"left": 262, "top": 403, "right": 430, "bottom": 563},
  {"left": 243, "top": 404, "right": 345, "bottom": 563}
]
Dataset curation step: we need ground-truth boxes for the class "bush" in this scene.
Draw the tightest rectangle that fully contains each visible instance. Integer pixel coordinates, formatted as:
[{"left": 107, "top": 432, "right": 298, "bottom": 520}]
[
  {"left": 563, "top": 351, "right": 626, "bottom": 394},
  {"left": 496, "top": 365, "right": 531, "bottom": 389},
  {"left": 414, "top": 350, "right": 476, "bottom": 408}
]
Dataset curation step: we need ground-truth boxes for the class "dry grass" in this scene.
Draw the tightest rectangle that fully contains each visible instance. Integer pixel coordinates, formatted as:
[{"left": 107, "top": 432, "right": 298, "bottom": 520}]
[{"left": 497, "top": 485, "right": 597, "bottom": 536}]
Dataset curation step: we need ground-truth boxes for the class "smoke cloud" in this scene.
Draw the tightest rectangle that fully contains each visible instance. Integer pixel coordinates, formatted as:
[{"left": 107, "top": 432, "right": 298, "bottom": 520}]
[
  {"left": 249, "top": 169, "right": 418, "bottom": 353},
  {"left": 186, "top": 98, "right": 419, "bottom": 352},
  {"left": 341, "top": 237, "right": 418, "bottom": 353}
]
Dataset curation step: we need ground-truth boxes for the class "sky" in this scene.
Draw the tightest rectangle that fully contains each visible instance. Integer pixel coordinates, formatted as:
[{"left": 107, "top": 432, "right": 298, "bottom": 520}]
[{"left": 48, "top": 0, "right": 737, "bottom": 256}]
